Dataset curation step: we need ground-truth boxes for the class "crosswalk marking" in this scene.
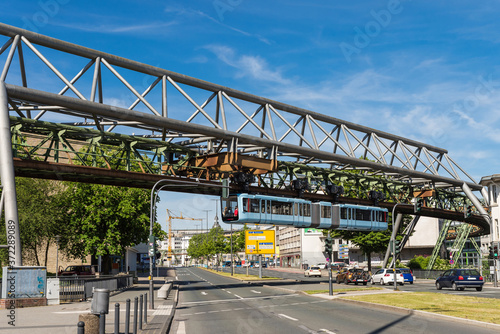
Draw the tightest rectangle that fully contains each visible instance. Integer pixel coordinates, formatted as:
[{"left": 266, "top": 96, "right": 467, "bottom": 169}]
[{"left": 153, "top": 305, "right": 173, "bottom": 316}]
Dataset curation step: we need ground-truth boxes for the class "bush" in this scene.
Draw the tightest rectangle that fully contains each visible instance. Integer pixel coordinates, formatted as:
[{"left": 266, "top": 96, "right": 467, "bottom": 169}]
[{"left": 407, "top": 255, "right": 451, "bottom": 270}]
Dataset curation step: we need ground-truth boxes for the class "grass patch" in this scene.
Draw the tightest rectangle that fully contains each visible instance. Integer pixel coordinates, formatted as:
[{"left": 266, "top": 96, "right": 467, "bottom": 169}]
[
  {"left": 201, "top": 268, "right": 280, "bottom": 281},
  {"left": 305, "top": 287, "right": 383, "bottom": 294},
  {"left": 342, "top": 292, "right": 500, "bottom": 324}
]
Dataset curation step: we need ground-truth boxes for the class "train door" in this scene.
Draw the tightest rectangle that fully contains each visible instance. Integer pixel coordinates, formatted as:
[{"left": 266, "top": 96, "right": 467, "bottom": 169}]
[
  {"left": 347, "top": 207, "right": 354, "bottom": 229},
  {"left": 261, "top": 199, "right": 271, "bottom": 224},
  {"left": 294, "top": 202, "right": 304, "bottom": 226}
]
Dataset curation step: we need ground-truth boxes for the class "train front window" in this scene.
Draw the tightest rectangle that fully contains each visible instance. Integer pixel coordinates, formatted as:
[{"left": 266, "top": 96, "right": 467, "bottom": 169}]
[{"left": 222, "top": 196, "right": 238, "bottom": 220}]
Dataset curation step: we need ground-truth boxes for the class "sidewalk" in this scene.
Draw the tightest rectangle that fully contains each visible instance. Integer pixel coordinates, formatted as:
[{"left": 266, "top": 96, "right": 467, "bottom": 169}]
[{"left": 0, "top": 268, "right": 176, "bottom": 334}]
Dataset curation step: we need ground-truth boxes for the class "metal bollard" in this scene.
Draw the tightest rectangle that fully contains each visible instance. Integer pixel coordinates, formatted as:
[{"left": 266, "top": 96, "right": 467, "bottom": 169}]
[
  {"left": 125, "top": 298, "right": 130, "bottom": 334},
  {"left": 114, "top": 303, "right": 120, "bottom": 334},
  {"left": 139, "top": 294, "right": 143, "bottom": 330},
  {"left": 144, "top": 293, "right": 147, "bottom": 324},
  {"left": 133, "top": 297, "right": 138, "bottom": 334},
  {"left": 77, "top": 321, "right": 85, "bottom": 334},
  {"left": 99, "top": 311, "right": 106, "bottom": 334}
]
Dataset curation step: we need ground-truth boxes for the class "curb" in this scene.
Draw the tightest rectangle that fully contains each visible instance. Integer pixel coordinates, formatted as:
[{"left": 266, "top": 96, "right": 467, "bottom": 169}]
[{"left": 161, "top": 285, "right": 179, "bottom": 334}]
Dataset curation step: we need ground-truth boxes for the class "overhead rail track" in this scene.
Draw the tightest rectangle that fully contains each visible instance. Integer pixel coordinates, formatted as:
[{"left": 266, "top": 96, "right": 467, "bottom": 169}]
[
  {"left": 0, "top": 23, "right": 482, "bottom": 192},
  {"left": 0, "top": 23, "right": 492, "bottom": 266}
]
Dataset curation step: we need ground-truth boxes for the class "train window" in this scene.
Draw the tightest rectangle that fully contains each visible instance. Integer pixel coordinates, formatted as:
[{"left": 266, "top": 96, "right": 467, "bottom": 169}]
[
  {"left": 341, "top": 207, "right": 348, "bottom": 220},
  {"left": 355, "top": 209, "right": 371, "bottom": 221},
  {"left": 303, "top": 203, "right": 311, "bottom": 217},
  {"left": 321, "top": 206, "right": 331, "bottom": 218},
  {"left": 250, "top": 199, "right": 260, "bottom": 213},
  {"left": 272, "top": 201, "right": 292, "bottom": 215},
  {"left": 294, "top": 203, "right": 299, "bottom": 216},
  {"left": 266, "top": 201, "right": 271, "bottom": 214}
]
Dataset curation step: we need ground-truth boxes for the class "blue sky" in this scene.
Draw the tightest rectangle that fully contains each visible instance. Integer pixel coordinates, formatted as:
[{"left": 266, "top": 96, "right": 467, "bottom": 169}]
[{"left": 2, "top": 0, "right": 500, "bottom": 231}]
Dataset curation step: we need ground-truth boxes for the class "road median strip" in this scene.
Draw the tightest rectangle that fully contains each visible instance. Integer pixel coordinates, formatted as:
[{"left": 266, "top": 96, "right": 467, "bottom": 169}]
[{"left": 200, "top": 267, "right": 281, "bottom": 281}]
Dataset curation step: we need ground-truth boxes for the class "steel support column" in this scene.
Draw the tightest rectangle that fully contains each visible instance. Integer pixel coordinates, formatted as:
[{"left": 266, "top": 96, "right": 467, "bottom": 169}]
[{"left": 0, "top": 81, "right": 22, "bottom": 265}]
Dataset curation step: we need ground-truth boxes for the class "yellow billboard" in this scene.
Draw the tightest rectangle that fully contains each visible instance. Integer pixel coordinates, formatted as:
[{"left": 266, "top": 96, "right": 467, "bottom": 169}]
[{"left": 245, "top": 230, "right": 275, "bottom": 255}]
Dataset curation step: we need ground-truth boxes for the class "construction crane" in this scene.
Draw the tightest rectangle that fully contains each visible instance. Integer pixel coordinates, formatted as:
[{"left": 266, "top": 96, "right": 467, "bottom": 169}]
[{"left": 166, "top": 209, "right": 203, "bottom": 264}]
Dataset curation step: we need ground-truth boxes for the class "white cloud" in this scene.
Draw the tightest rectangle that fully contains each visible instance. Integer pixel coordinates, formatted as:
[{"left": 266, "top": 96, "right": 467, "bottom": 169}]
[
  {"left": 204, "top": 45, "right": 291, "bottom": 85},
  {"left": 55, "top": 21, "right": 178, "bottom": 34}
]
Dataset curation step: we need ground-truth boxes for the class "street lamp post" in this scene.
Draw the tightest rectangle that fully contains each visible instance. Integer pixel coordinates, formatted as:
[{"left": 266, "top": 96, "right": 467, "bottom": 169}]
[
  {"left": 149, "top": 179, "right": 200, "bottom": 309},
  {"left": 55, "top": 235, "right": 60, "bottom": 277},
  {"left": 391, "top": 203, "right": 403, "bottom": 291}
]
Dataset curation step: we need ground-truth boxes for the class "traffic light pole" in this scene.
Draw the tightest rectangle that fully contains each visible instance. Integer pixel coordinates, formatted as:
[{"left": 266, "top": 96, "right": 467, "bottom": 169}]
[
  {"left": 328, "top": 254, "right": 333, "bottom": 296},
  {"left": 494, "top": 258, "right": 498, "bottom": 288}
]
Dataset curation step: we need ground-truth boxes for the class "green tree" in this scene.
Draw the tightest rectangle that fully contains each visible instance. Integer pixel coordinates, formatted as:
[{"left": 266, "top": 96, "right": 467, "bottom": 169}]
[
  {"left": 326, "top": 213, "right": 412, "bottom": 272},
  {"left": 60, "top": 182, "right": 163, "bottom": 274},
  {"left": 187, "top": 233, "right": 208, "bottom": 264},
  {"left": 0, "top": 178, "right": 69, "bottom": 269}
]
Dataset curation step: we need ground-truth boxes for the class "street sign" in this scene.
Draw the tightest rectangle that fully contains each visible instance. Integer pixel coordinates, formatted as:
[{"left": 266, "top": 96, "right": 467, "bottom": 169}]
[
  {"left": 449, "top": 260, "right": 454, "bottom": 264},
  {"left": 245, "top": 230, "right": 275, "bottom": 255}
]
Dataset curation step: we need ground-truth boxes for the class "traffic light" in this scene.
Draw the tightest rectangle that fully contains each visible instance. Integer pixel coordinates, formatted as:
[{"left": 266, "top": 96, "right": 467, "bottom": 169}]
[
  {"left": 464, "top": 205, "right": 473, "bottom": 219},
  {"left": 414, "top": 198, "right": 423, "bottom": 213},
  {"left": 489, "top": 245, "right": 495, "bottom": 259},
  {"left": 494, "top": 243, "right": 499, "bottom": 259},
  {"left": 148, "top": 235, "right": 156, "bottom": 257},
  {"left": 394, "top": 240, "right": 401, "bottom": 255},
  {"left": 324, "top": 237, "right": 333, "bottom": 254}
]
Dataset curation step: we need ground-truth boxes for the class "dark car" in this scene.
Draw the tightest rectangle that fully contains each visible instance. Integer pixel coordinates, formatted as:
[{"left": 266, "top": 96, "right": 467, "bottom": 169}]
[
  {"left": 435, "top": 268, "right": 484, "bottom": 291},
  {"left": 397, "top": 268, "right": 414, "bottom": 284},
  {"left": 59, "top": 265, "right": 96, "bottom": 276},
  {"left": 337, "top": 268, "right": 370, "bottom": 285}
]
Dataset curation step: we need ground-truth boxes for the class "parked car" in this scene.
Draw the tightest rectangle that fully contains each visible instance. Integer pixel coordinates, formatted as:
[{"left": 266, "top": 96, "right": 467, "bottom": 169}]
[
  {"left": 398, "top": 268, "right": 414, "bottom": 284},
  {"left": 371, "top": 268, "right": 404, "bottom": 285},
  {"left": 435, "top": 268, "right": 484, "bottom": 291},
  {"left": 336, "top": 268, "right": 370, "bottom": 285},
  {"left": 316, "top": 263, "right": 326, "bottom": 269},
  {"left": 304, "top": 266, "right": 322, "bottom": 277},
  {"left": 331, "top": 262, "right": 347, "bottom": 270},
  {"left": 59, "top": 265, "right": 95, "bottom": 276}
]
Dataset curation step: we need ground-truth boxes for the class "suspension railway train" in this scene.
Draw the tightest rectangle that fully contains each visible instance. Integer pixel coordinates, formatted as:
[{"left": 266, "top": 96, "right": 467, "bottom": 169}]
[{"left": 221, "top": 193, "right": 388, "bottom": 231}]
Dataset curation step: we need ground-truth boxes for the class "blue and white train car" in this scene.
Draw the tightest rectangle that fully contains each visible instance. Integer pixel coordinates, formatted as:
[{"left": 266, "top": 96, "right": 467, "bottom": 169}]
[{"left": 221, "top": 194, "right": 388, "bottom": 231}]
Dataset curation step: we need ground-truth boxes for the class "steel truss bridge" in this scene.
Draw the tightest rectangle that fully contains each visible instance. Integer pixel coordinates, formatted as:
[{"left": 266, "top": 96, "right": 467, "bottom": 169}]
[{"left": 0, "top": 23, "right": 492, "bottom": 266}]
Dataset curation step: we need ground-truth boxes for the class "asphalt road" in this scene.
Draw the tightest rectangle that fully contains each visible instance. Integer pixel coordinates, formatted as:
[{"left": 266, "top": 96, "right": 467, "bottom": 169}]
[{"left": 169, "top": 267, "right": 500, "bottom": 334}]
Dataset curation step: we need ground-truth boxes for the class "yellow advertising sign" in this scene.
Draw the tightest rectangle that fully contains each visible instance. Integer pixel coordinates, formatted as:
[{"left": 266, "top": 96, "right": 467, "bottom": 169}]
[{"left": 245, "top": 230, "right": 275, "bottom": 255}]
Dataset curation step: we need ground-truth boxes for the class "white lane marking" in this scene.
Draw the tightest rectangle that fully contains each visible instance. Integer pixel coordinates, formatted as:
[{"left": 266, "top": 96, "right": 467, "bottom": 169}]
[
  {"left": 176, "top": 321, "right": 186, "bottom": 334},
  {"left": 226, "top": 290, "right": 233, "bottom": 294},
  {"left": 278, "top": 314, "right": 298, "bottom": 321},
  {"left": 53, "top": 311, "right": 91, "bottom": 314},
  {"left": 201, "top": 292, "right": 208, "bottom": 295},
  {"left": 319, "top": 329, "right": 337, "bottom": 334},
  {"left": 180, "top": 293, "right": 298, "bottom": 305},
  {"left": 251, "top": 290, "right": 261, "bottom": 294}
]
